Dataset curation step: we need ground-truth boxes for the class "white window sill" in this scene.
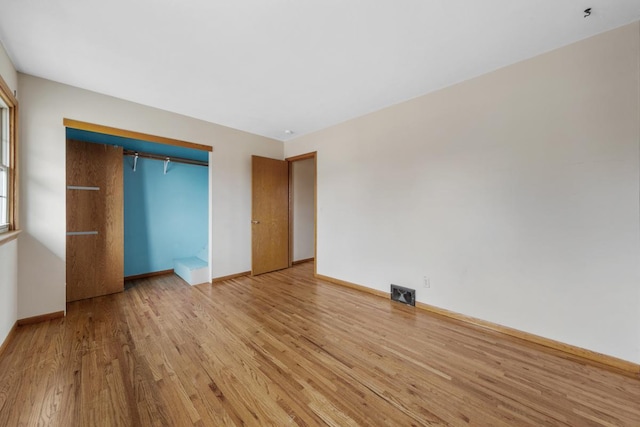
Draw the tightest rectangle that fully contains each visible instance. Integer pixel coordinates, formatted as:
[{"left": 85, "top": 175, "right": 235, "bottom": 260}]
[{"left": 0, "top": 229, "right": 21, "bottom": 246}]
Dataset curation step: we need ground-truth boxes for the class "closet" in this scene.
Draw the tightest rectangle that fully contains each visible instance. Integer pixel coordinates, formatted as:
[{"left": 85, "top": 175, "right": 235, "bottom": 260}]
[
  {"left": 123, "top": 150, "right": 208, "bottom": 280},
  {"left": 65, "top": 123, "right": 210, "bottom": 302}
]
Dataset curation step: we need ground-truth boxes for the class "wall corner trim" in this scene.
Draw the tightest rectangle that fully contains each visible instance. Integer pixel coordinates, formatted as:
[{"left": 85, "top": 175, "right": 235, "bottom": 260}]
[
  {"left": 292, "top": 257, "right": 315, "bottom": 265},
  {"left": 316, "top": 274, "right": 389, "bottom": 299},
  {"left": 63, "top": 118, "right": 213, "bottom": 152},
  {"left": 212, "top": 271, "right": 251, "bottom": 283},
  {"left": 17, "top": 311, "right": 65, "bottom": 326},
  {"left": 124, "top": 269, "right": 174, "bottom": 281},
  {"left": 286, "top": 151, "right": 317, "bottom": 162},
  {"left": 0, "top": 321, "right": 18, "bottom": 358},
  {"left": 316, "top": 274, "right": 640, "bottom": 377},
  {"left": 414, "top": 301, "right": 640, "bottom": 377}
]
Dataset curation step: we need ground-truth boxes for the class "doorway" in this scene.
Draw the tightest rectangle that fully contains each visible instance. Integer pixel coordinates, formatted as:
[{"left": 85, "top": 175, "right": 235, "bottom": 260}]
[
  {"left": 287, "top": 152, "right": 317, "bottom": 274},
  {"left": 250, "top": 152, "right": 317, "bottom": 277},
  {"left": 289, "top": 157, "right": 316, "bottom": 265}
]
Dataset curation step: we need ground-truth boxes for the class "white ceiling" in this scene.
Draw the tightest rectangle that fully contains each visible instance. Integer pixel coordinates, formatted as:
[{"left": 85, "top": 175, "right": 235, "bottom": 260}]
[{"left": 0, "top": 1, "right": 639, "bottom": 141}]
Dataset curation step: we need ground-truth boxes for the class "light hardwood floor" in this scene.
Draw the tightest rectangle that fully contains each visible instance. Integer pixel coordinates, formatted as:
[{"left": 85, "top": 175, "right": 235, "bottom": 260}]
[{"left": 0, "top": 262, "right": 639, "bottom": 426}]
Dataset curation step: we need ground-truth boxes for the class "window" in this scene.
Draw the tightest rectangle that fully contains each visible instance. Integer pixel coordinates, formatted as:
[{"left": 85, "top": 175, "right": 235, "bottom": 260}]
[
  {"left": 0, "top": 98, "right": 8, "bottom": 232},
  {"left": 0, "top": 78, "right": 16, "bottom": 234}
]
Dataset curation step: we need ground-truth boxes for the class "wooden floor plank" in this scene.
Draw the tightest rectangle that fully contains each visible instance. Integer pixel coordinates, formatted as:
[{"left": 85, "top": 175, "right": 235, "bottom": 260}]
[{"left": 0, "top": 263, "right": 639, "bottom": 426}]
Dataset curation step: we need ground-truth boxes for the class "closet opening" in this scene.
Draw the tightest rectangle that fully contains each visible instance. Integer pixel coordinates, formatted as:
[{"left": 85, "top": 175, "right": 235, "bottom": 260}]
[{"left": 64, "top": 121, "right": 212, "bottom": 302}]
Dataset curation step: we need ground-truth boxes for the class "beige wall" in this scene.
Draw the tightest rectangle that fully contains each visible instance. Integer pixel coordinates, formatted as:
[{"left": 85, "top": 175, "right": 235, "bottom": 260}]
[
  {"left": 285, "top": 22, "right": 640, "bottom": 363},
  {"left": 18, "top": 74, "right": 282, "bottom": 318},
  {"left": 0, "top": 239, "right": 18, "bottom": 346},
  {"left": 0, "top": 41, "right": 17, "bottom": 94},
  {"left": 0, "top": 42, "right": 18, "bottom": 346},
  {"left": 292, "top": 158, "right": 315, "bottom": 261}
]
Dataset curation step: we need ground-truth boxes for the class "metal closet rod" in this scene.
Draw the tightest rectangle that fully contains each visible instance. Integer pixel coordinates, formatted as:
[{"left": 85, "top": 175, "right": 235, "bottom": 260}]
[{"left": 123, "top": 149, "right": 208, "bottom": 167}]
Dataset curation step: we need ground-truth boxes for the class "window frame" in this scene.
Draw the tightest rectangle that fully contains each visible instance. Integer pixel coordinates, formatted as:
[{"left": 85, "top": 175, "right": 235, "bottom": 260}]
[{"left": 0, "top": 74, "right": 18, "bottom": 234}]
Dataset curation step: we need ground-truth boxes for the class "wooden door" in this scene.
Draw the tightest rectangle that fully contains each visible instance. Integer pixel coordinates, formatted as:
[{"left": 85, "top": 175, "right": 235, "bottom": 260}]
[
  {"left": 252, "top": 155, "right": 289, "bottom": 275},
  {"left": 66, "top": 140, "right": 123, "bottom": 302}
]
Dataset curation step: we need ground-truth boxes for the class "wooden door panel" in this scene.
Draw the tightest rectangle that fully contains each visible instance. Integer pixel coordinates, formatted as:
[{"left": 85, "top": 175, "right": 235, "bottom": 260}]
[
  {"left": 67, "top": 234, "right": 106, "bottom": 301},
  {"left": 66, "top": 140, "right": 123, "bottom": 302},
  {"left": 252, "top": 156, "right": 289, "bottom": 275},
  {"left": 66, "top": 189, "right": 105, "bottom": 232},
  {"left": 253, "top": 219, "right": 289, "bottom": 273}
]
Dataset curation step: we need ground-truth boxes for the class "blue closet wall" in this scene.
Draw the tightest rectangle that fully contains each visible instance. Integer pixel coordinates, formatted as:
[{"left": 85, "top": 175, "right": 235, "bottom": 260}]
[{"left": 124, "top": 157, "right": 208, "bottom": 277}]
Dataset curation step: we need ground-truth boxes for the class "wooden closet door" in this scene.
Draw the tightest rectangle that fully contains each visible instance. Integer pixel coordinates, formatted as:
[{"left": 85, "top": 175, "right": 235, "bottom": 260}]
[{"left": 66, "top": 140, "right": 123, "bottom": 302}]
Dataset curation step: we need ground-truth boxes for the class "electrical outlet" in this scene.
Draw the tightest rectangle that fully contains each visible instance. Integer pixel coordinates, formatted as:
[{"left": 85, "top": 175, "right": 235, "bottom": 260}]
[{"left": 423, "top": 276, "right": 430, "bottom": 288}]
